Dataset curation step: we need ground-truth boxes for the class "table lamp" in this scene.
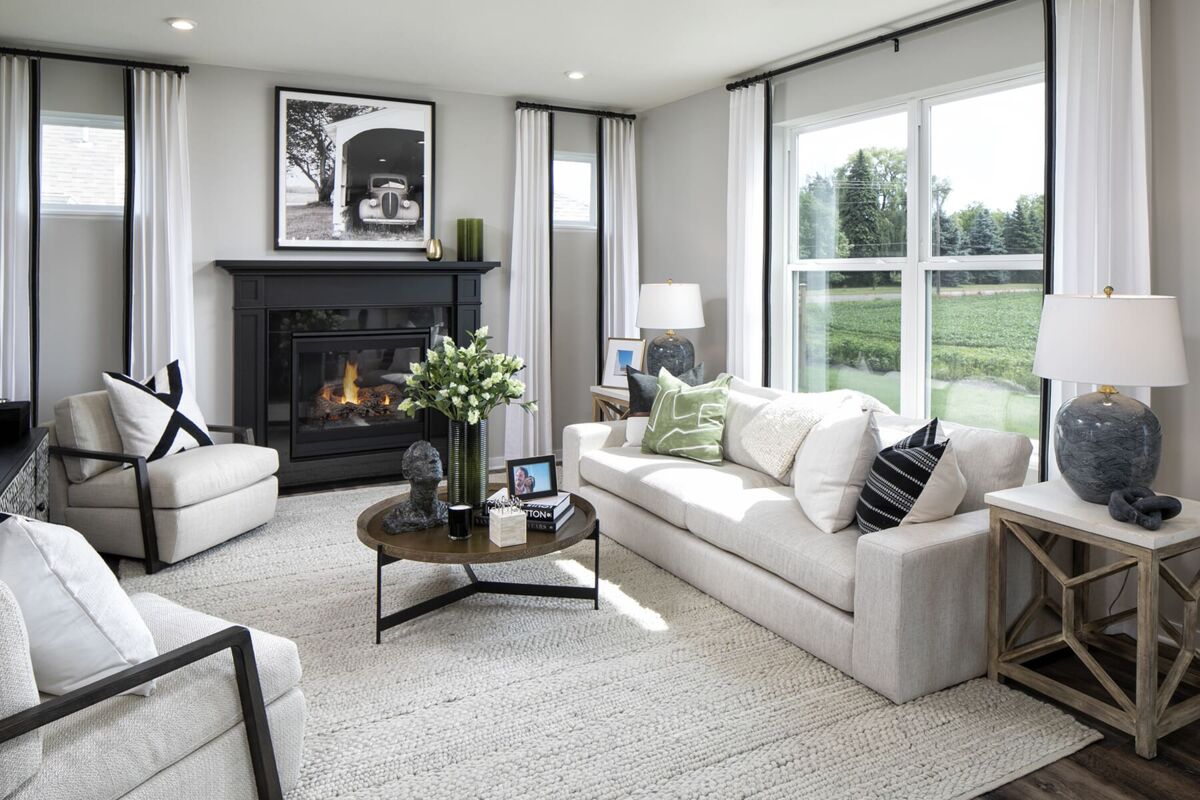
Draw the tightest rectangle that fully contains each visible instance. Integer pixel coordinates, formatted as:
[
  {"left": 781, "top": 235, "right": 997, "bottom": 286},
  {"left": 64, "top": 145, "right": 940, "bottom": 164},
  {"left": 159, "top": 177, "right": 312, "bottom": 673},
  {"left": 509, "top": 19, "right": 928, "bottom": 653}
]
[
  {"left": 1033, "top": 288, "right": 1189, "bottom": 503},
  {"left": 636, "top": 281, "right": 705, "bottom": 377}
]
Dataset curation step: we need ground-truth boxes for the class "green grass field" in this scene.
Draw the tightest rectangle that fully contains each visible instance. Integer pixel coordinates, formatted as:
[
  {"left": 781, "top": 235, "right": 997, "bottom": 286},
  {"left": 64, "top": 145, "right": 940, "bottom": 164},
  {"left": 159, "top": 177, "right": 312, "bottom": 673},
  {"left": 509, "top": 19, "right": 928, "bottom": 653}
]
[{"left": 800, "top": 289, "right": 1042, "bottom": 438}]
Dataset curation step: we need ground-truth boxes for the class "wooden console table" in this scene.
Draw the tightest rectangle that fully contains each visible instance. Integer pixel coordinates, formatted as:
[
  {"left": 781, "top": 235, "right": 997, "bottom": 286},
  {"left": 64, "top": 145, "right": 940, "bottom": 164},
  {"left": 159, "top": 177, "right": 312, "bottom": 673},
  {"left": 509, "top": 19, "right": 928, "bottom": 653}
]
[
  {"left": 986, "top": 480, "right": 1200, "bottom": 758},
  {"left": 590, "top": 385, "right": 631, "bottom": 422}
]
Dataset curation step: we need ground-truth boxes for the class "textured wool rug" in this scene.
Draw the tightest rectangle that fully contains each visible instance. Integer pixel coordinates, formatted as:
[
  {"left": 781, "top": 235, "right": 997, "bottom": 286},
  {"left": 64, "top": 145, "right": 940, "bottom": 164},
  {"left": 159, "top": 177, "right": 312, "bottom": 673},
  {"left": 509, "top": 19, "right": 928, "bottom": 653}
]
[{"left": 121, "top": 485, "right": 1098, "bottom": 799}]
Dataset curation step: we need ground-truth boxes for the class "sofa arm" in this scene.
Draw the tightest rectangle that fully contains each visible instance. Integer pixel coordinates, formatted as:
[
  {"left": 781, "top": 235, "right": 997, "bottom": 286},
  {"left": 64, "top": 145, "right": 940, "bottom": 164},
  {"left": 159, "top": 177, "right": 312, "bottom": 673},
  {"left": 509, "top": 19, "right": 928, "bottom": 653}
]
[
  {"left": 851, "top": 509, "right": 989, "bottom": 703},
  {"left": 562, "top": 421, "right": 627, "bottom": 492}
]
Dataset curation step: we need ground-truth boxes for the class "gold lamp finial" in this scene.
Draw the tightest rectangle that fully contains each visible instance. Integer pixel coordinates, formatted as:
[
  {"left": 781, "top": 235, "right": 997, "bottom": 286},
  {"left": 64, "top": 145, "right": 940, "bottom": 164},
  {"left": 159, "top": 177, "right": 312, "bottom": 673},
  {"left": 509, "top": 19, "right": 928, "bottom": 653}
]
[{"left": 1103, "top": 285, "right": 1114, "bottom": 298}]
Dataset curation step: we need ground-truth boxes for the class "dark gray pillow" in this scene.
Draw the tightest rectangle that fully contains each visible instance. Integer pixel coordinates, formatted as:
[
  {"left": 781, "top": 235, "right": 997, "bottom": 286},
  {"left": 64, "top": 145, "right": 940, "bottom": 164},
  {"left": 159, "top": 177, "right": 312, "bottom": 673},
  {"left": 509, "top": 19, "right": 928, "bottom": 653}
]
[{"left": 626, "top": 363, "right": 706, "bottom": 414}]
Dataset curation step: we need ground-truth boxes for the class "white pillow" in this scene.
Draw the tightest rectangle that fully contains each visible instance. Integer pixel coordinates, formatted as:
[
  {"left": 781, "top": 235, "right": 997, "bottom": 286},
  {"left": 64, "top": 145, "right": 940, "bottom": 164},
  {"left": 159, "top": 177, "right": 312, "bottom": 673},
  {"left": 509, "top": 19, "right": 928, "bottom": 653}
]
[
  {"left": 903, "top": 442, "right": 969, "bottom": 525},
  {"left": 624, "top": 416, "right": 649, "bottom": 447},
  {"left": 102, "top": 360, "right": 212, "bottom": 462},
  {"left": 740, "top": 392, "right": 879, "bottom": 482},
  {"left": 0, "top": 515, "right": 159, "bottom": 696},
  {"left": 792, "top": 408, "right": 881, "bottom": 533}
]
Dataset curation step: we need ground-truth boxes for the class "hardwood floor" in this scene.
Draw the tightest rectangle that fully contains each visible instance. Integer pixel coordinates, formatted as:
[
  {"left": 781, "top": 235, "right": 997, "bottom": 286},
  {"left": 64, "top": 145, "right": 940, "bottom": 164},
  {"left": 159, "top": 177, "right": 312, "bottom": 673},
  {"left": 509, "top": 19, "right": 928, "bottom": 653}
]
[{"left": 983, "top": 644, "right": 1200, "bottom": 798}]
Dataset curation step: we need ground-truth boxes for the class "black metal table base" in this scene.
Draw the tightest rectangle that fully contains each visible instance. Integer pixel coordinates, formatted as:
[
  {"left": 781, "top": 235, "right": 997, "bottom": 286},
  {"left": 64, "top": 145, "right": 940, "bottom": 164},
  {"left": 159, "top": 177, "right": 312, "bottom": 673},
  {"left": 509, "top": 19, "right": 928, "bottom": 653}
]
[{"left": 374, "top": 529, "right": 600, "bottom": 643}]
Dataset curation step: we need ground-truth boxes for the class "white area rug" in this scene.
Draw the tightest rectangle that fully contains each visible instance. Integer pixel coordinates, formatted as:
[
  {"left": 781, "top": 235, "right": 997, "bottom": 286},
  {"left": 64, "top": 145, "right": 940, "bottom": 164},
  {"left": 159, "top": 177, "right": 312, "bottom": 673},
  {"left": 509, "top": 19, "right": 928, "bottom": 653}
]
[{"left": 121, "top": 485, "right": 1098, "bottom": 799}]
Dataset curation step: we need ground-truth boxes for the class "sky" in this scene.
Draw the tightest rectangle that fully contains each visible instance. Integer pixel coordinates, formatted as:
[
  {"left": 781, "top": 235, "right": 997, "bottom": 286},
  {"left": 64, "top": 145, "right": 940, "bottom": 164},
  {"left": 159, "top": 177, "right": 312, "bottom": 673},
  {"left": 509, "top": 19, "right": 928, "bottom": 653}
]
[{"left": 794, "top": 81, "right": 1045, "bottom": 214}]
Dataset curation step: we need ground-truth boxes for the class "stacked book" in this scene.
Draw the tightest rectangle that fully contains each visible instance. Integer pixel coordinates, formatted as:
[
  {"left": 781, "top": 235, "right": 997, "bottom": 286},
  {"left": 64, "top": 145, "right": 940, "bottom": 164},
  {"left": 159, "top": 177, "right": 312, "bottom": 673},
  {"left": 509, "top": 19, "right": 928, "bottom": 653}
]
[{"left": 475, "top": 489, "right": 575, "bottom": 532}]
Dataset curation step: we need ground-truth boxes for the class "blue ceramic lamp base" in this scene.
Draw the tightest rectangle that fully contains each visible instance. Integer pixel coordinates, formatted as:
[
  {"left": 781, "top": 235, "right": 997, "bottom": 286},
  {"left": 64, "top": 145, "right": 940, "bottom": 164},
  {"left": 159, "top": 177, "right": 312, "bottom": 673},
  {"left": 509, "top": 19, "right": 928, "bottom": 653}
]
[{"left": 1055, "top": 390, "right": 1162, "bottom": 504}]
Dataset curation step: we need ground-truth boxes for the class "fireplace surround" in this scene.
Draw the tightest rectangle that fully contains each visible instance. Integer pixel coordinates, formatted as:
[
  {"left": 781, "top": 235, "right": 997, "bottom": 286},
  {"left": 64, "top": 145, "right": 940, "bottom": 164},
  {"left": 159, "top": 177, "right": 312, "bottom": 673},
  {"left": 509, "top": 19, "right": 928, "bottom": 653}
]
[{"left": 216, "top": 260, "right": 499, "bottom": 489}]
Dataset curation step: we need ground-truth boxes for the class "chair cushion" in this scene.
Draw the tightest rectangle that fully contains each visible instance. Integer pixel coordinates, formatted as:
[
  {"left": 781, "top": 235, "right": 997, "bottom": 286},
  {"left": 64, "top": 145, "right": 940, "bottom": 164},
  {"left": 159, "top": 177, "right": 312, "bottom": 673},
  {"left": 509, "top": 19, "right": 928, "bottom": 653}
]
[
  {"left": 875, "top": 414, "right": 1032, "bottom": 513},
  {"left": 0, "top": 516, "right": 158, "bottom": 696},
  {"left": 10, "top": 593, "right": 302, "bottom": 800},
  {"left": 0, "top": 579, "right": 41, "bottom": 798},
  {"left": 53, "top": 390, "right": 124, "bottom": 483},
  {"left": 102, "top": 360, "right": 213, "bottom": 463},
  {"left": 684, "top": 486, "right": 862, "bottom": 612},
  {"left": 67, "top": 444, "right": 279, "bottom": 510},
  {"left": 579, "top": 446, "right": 779, "bottom": 528}
]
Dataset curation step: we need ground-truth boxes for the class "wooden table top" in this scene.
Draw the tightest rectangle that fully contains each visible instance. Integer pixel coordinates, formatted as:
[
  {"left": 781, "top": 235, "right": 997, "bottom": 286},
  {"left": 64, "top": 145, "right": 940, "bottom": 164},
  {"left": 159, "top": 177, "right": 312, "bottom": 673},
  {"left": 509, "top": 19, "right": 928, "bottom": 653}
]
[{"left": 356, "top": 484, "right": 597, "bottom": 564}]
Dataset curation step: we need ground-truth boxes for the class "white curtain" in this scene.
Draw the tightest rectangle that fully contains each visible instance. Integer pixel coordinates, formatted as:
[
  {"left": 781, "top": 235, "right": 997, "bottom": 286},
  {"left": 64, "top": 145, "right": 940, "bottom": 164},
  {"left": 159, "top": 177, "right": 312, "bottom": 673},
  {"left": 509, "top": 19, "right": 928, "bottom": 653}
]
[
  {"left": 726, "top": 84, "right": 765, "bottom": 385},
  {"left": 0, "top": 55, "right": 32, "bottom": 403},
  {"left": 505, "top": 108, "right": 553, "bottom": 458},
  {"left": 1051, "top": 0, "right": 1152, "bottom": 426},
  {"left": 600, "top": 117, "right": 640, "bottom": 342},
  {"left": 128, "top": 68, "right": 195, "bottom": 382}
]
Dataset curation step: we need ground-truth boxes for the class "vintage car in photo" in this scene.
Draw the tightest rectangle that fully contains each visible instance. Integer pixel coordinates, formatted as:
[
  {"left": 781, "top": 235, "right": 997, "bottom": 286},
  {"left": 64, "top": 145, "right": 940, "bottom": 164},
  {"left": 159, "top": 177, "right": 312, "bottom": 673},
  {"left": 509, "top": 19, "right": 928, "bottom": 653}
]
[{"left": 356, "top": 173, "right": 421, "bottom": 227}]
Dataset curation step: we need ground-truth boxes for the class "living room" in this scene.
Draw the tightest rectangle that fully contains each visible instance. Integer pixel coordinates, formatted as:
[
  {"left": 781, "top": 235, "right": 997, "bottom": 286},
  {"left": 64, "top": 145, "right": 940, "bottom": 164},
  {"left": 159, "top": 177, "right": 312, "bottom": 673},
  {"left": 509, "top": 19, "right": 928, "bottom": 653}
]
[{"left": 1, "top": 0, "right": 1199, "bottom": 797}]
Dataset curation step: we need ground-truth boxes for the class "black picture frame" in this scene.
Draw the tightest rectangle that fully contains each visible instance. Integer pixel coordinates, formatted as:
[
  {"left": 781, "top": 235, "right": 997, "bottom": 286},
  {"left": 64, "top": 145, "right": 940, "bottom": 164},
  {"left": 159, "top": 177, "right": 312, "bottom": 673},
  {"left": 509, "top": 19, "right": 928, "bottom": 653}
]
[
  {"left": 274, "top": 86, "right": 435, "bottom": 251},
  {"left": 506, "top": 455, "right": 558, "bottom": 500}
]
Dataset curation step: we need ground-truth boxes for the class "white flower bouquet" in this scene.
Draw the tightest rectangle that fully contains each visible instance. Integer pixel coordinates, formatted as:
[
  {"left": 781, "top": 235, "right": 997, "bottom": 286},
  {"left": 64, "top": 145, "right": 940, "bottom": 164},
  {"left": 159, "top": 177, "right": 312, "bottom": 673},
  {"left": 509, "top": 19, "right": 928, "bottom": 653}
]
[{"left": 398, "top": 327, "right": 537, "bottom": 424}]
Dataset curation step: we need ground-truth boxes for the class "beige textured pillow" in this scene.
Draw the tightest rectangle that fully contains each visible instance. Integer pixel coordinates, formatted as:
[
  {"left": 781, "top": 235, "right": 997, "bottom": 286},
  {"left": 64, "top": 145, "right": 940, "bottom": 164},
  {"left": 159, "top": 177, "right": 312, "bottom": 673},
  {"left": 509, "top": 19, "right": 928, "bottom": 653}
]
[
  {"left": 739, "top": 395, "right": 836, "bottom": 481},
  {"left": 792, "top": 408, "right": 881, "bottom": 533}
]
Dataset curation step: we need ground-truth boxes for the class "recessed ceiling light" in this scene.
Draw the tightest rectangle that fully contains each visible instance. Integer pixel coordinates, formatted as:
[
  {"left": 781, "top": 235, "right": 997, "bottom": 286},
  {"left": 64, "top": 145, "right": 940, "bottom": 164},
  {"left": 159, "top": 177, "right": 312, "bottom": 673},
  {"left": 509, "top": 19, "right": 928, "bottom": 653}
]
[
  {"left": 166, "top": 18, "right": 197, "bottom": 31},
  {"left": 565, "top": 70, "right": 585, "bottom": 80}
]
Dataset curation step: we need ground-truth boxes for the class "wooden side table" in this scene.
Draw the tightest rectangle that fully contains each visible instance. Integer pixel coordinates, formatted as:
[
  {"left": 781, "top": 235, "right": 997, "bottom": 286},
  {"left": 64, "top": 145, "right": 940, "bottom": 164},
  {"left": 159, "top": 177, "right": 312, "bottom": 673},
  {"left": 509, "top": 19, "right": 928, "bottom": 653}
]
[
  {"left": 590, "top": 385, "right": 631, "bottom": 422},
  {"left": 986, "top": 480, "right": 1200, "bottom": 758}
]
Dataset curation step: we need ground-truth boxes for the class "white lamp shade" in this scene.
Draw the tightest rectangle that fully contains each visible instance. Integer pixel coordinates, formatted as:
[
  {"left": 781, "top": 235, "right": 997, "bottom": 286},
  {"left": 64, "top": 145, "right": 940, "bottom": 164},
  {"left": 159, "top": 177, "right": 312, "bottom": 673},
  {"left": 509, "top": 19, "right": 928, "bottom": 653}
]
[
  {"left": 635, "top": 283, "right": 705, "bottom": 330},
  {"left": 1033, "top": 294, "right": 1189, "bottom": 387}
]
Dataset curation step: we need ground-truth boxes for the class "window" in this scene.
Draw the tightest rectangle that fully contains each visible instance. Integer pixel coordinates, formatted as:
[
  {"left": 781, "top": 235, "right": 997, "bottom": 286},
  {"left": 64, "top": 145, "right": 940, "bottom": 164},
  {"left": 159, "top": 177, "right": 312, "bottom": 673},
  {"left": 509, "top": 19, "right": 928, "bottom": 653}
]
[
  {"left": 40, "top": 112, "right": 125, "bottom": 216},
  {"left": 782, "top": 74, "right": 1045, "bottom": 441},
  {"left": 552, "top": 152, "right": 596, "bottom": 229}
]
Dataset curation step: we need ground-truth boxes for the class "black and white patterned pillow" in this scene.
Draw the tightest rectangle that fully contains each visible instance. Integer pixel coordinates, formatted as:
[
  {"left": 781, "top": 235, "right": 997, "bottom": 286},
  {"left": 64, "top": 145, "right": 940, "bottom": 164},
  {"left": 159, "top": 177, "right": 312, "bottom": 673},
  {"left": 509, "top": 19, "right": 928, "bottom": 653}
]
[
  {"left": 101, "top": 361, "right": 213, "bottom": 462},
  {"left": 855, "top": 418, "right": 966, "bottom": 533}
]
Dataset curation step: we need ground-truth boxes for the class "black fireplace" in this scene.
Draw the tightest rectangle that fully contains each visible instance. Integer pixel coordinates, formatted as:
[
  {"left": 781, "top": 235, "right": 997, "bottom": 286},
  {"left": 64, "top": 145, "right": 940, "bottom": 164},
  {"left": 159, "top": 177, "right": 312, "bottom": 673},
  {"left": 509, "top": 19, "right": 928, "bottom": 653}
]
[{"left": 216, "top": 260, "right": 500, "bottom": 489}]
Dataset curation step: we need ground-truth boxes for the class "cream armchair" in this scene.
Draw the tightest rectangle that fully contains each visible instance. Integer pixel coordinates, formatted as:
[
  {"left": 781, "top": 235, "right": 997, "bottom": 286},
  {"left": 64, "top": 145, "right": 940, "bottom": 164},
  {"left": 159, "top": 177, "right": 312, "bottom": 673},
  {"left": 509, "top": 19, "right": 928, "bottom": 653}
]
[{"left": 46, "top": 390, "right": 279, "bottom": 573}]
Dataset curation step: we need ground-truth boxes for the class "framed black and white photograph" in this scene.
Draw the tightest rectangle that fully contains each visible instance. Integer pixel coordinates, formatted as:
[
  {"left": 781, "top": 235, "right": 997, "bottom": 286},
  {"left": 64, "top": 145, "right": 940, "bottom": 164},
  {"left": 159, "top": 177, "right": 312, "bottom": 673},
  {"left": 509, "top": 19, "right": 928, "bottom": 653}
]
[
  {"left": 601, "top": 337, "right": 646, "bottom": 389},
  {"left": 506, "top": 455, "right": 558, "bottom": 501},
  {"left": 275, "top": 87, "right": 434, "bottom": 250}
]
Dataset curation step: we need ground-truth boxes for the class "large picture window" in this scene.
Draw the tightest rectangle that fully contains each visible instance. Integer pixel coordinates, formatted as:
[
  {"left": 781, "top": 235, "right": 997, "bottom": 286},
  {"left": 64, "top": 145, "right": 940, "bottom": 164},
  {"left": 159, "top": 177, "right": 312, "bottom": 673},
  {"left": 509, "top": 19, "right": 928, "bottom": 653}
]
[{"left": 781, "top": 73, "right": 1045, "bottom": 442}]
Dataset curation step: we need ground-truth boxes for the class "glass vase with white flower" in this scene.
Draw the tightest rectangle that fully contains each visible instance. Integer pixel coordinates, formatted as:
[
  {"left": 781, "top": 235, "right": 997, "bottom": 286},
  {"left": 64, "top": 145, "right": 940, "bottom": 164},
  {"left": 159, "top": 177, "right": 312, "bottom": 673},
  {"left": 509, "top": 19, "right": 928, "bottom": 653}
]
[{"left": 399, "top": 327, "right": 536, "bottom": 508}]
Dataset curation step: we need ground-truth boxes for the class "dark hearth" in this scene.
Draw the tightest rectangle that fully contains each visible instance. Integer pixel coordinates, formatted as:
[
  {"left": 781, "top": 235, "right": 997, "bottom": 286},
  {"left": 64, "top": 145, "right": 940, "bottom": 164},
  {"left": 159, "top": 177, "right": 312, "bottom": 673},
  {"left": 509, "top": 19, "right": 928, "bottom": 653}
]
[{"left": 216, "top": 260, "right": 499, "bottom": 489}]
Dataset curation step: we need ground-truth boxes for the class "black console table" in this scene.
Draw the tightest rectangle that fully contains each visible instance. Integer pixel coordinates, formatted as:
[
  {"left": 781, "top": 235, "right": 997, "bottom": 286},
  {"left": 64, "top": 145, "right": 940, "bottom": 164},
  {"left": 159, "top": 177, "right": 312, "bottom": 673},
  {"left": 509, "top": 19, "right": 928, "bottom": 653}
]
[{"left": 0, "top": 428, "right": 49, "bottom": 521}]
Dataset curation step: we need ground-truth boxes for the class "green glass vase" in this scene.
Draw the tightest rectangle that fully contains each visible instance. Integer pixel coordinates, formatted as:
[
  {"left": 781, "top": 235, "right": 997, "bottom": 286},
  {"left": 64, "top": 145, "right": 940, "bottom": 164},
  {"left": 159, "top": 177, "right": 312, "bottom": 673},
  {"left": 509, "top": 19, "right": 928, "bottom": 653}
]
[
  {"left": 456, "top": 218, "right": 484, "bottom": 261},
  {"left": 447, "top": 418, "right": 488, "bottom": 509}
]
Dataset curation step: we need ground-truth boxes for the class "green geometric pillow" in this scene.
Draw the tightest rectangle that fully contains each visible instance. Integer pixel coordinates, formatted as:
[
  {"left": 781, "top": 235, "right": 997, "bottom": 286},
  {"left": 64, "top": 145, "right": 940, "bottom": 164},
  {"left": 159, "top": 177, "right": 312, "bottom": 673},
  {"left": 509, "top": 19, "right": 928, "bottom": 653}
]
[{"left": 641, "top": 373, "right": 732, "bottom": 465}]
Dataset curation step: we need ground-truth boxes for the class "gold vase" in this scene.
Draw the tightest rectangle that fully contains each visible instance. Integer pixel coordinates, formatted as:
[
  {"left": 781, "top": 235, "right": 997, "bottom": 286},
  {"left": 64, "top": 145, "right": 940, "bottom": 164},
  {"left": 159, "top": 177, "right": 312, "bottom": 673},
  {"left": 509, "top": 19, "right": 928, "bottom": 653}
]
[{"left": 425, "top": 238, "right": 443, "bottom": 262}]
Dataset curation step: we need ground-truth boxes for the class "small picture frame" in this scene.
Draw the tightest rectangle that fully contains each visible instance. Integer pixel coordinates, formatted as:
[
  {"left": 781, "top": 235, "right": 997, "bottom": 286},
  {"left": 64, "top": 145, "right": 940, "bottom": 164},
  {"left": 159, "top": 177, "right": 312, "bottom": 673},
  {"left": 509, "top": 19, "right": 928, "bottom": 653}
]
[
  {"left": 506, "top": 455, "right": 558, "bottom": 500},
  {"left": 601, "top": 337, "right": 646, "bottom": 389}
]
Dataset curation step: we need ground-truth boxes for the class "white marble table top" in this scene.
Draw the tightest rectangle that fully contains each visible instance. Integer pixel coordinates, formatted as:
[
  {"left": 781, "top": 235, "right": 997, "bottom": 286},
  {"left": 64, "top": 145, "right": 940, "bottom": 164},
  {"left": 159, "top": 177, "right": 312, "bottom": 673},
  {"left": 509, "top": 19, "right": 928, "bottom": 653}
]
[
  {"left": 590, "top": 385, "right": 630, "bottom": 401},
  {"left": 985, "top": 480, "right": 1200, "bottom": 551}
]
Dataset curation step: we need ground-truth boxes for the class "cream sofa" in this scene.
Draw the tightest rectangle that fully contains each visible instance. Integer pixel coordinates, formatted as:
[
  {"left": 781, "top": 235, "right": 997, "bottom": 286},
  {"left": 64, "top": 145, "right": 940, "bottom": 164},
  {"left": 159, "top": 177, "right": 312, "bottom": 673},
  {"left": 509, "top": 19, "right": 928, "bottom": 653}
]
[
  {"left": 0, "top": 580, "right": 305, "bottom": 800},
  {"left": 46, "top": 390, "right": 279, "bottom": 573},
  {"left": 563, "top": 383, "right": 1032, "bottom": 704}
]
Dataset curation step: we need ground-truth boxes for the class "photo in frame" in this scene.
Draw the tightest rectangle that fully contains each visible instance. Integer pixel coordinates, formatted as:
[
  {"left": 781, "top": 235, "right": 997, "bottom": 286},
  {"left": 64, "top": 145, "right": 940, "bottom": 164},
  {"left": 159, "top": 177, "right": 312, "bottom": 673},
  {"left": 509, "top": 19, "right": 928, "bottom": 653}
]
[
  {"left": 275, "top": 87, "right": 434, "bottom": 250},
  {"left": 601, "top": 337, "right": 646, "bottom": 389},
  {"left": 506, "top": 455, "right": 558, "bottom": 501}
]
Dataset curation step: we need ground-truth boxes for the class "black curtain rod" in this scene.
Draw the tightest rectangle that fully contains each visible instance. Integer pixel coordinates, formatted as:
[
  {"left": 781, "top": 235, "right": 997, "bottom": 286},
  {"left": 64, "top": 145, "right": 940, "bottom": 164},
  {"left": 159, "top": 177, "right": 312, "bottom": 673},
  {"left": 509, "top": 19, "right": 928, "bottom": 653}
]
[
  {"left": 726, "top": 0, "right": 1019, "bottom": 91},
  {"left": 0, "top": 45, "right": 189, "bottom": 75},
  {"left": 516, "top": 101, "right": 635, "bottom": 121}
]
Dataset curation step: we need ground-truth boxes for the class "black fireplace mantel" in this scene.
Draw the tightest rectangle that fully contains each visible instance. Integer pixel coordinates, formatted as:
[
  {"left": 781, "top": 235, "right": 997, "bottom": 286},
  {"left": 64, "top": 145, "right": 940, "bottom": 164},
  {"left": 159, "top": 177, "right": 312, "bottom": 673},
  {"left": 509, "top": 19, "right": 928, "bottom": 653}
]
[{"left": 216, "top": 259, "right": 499, "bottom": 488}]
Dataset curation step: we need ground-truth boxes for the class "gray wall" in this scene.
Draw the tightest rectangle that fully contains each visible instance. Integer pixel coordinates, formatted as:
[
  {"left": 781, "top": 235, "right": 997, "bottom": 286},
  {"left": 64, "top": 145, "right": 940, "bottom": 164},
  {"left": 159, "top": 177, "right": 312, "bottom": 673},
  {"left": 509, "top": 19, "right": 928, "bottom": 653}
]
[
  {"left": 186, "top": 64, "right": 516, "bottom": 458},
  {"left": 37, "top": 60, "right": 125, "bottom": 417},
  {"left": 637, "top": 86, "right": 729, "bottom": 376},
  {"left": 1150, "top": 0, "right": 1200, "bottom": 499}
]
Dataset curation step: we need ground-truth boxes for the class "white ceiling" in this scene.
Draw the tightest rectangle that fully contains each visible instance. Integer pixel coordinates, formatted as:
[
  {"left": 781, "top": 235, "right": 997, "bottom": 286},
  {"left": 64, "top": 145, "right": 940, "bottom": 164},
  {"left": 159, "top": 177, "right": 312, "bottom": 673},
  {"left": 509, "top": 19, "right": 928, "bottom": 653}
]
[{"left": 0, "top": 0, "right": 969, "bottom": 110}]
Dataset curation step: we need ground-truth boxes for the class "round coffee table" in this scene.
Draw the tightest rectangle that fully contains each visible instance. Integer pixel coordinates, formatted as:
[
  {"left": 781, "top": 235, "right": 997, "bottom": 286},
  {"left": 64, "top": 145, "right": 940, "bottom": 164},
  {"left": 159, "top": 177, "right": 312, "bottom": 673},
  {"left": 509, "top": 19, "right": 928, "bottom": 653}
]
[{"left": 357, "top": 485, "right": 599, "bottom": 642}]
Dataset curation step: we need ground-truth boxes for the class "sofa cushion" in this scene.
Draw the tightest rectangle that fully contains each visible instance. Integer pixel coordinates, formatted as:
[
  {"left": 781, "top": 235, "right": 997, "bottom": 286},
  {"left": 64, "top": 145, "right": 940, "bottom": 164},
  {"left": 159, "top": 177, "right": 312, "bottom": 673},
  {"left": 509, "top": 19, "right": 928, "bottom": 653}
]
[
  {"left": 642, "top": 373, "right": 731, "bottom": 464},
  {"left": 684, "top": 486, "right": 861, "bottom": 612},
  {"left": 10, "top": 593, "right": 302, "bottom": 800},
  {"left": 721, "top": 377, "right": 785, "bottom": 472},
  {"left": 0, "top": 580, "right": 41, "bottom": 798},
  {"left": 579, "top": 447, "right": 779, "bottom": 528},
  {"left": 53, "top": 390, "right": 124, "bottom": 483},
  {"left": 67, "top": 443, "right": 279, "bottom": 510},
  {"left": 875, "top": 414, "right": 1032, "bottom": 513},
  {"left": 0, "top": 516, "right": 159, "bottom": 696}
]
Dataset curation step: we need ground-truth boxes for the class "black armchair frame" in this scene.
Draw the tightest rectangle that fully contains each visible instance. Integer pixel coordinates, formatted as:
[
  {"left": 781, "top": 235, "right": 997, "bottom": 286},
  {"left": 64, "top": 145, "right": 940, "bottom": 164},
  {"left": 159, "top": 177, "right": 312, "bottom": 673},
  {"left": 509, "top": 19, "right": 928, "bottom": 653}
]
[
  {"left": 49, "top": 424, "right": 255, "bottom": 574},
  {"left": 0, "top": 625, "right": 284, "bottom": 800}
]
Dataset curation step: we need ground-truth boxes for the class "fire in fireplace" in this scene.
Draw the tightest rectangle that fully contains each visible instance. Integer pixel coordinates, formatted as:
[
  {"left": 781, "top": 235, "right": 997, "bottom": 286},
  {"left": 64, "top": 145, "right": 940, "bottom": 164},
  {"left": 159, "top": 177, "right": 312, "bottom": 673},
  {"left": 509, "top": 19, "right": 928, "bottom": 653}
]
[{"left": 291, "top": 329, "right": 432, "bottom": 459}]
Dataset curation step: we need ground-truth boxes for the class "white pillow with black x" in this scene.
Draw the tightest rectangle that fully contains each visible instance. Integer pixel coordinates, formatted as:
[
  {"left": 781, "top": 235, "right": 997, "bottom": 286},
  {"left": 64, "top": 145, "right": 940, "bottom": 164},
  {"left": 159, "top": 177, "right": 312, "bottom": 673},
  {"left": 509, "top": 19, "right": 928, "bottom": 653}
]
[{"left": 102, "top": 360, "right": 213, "bottom": 462}]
